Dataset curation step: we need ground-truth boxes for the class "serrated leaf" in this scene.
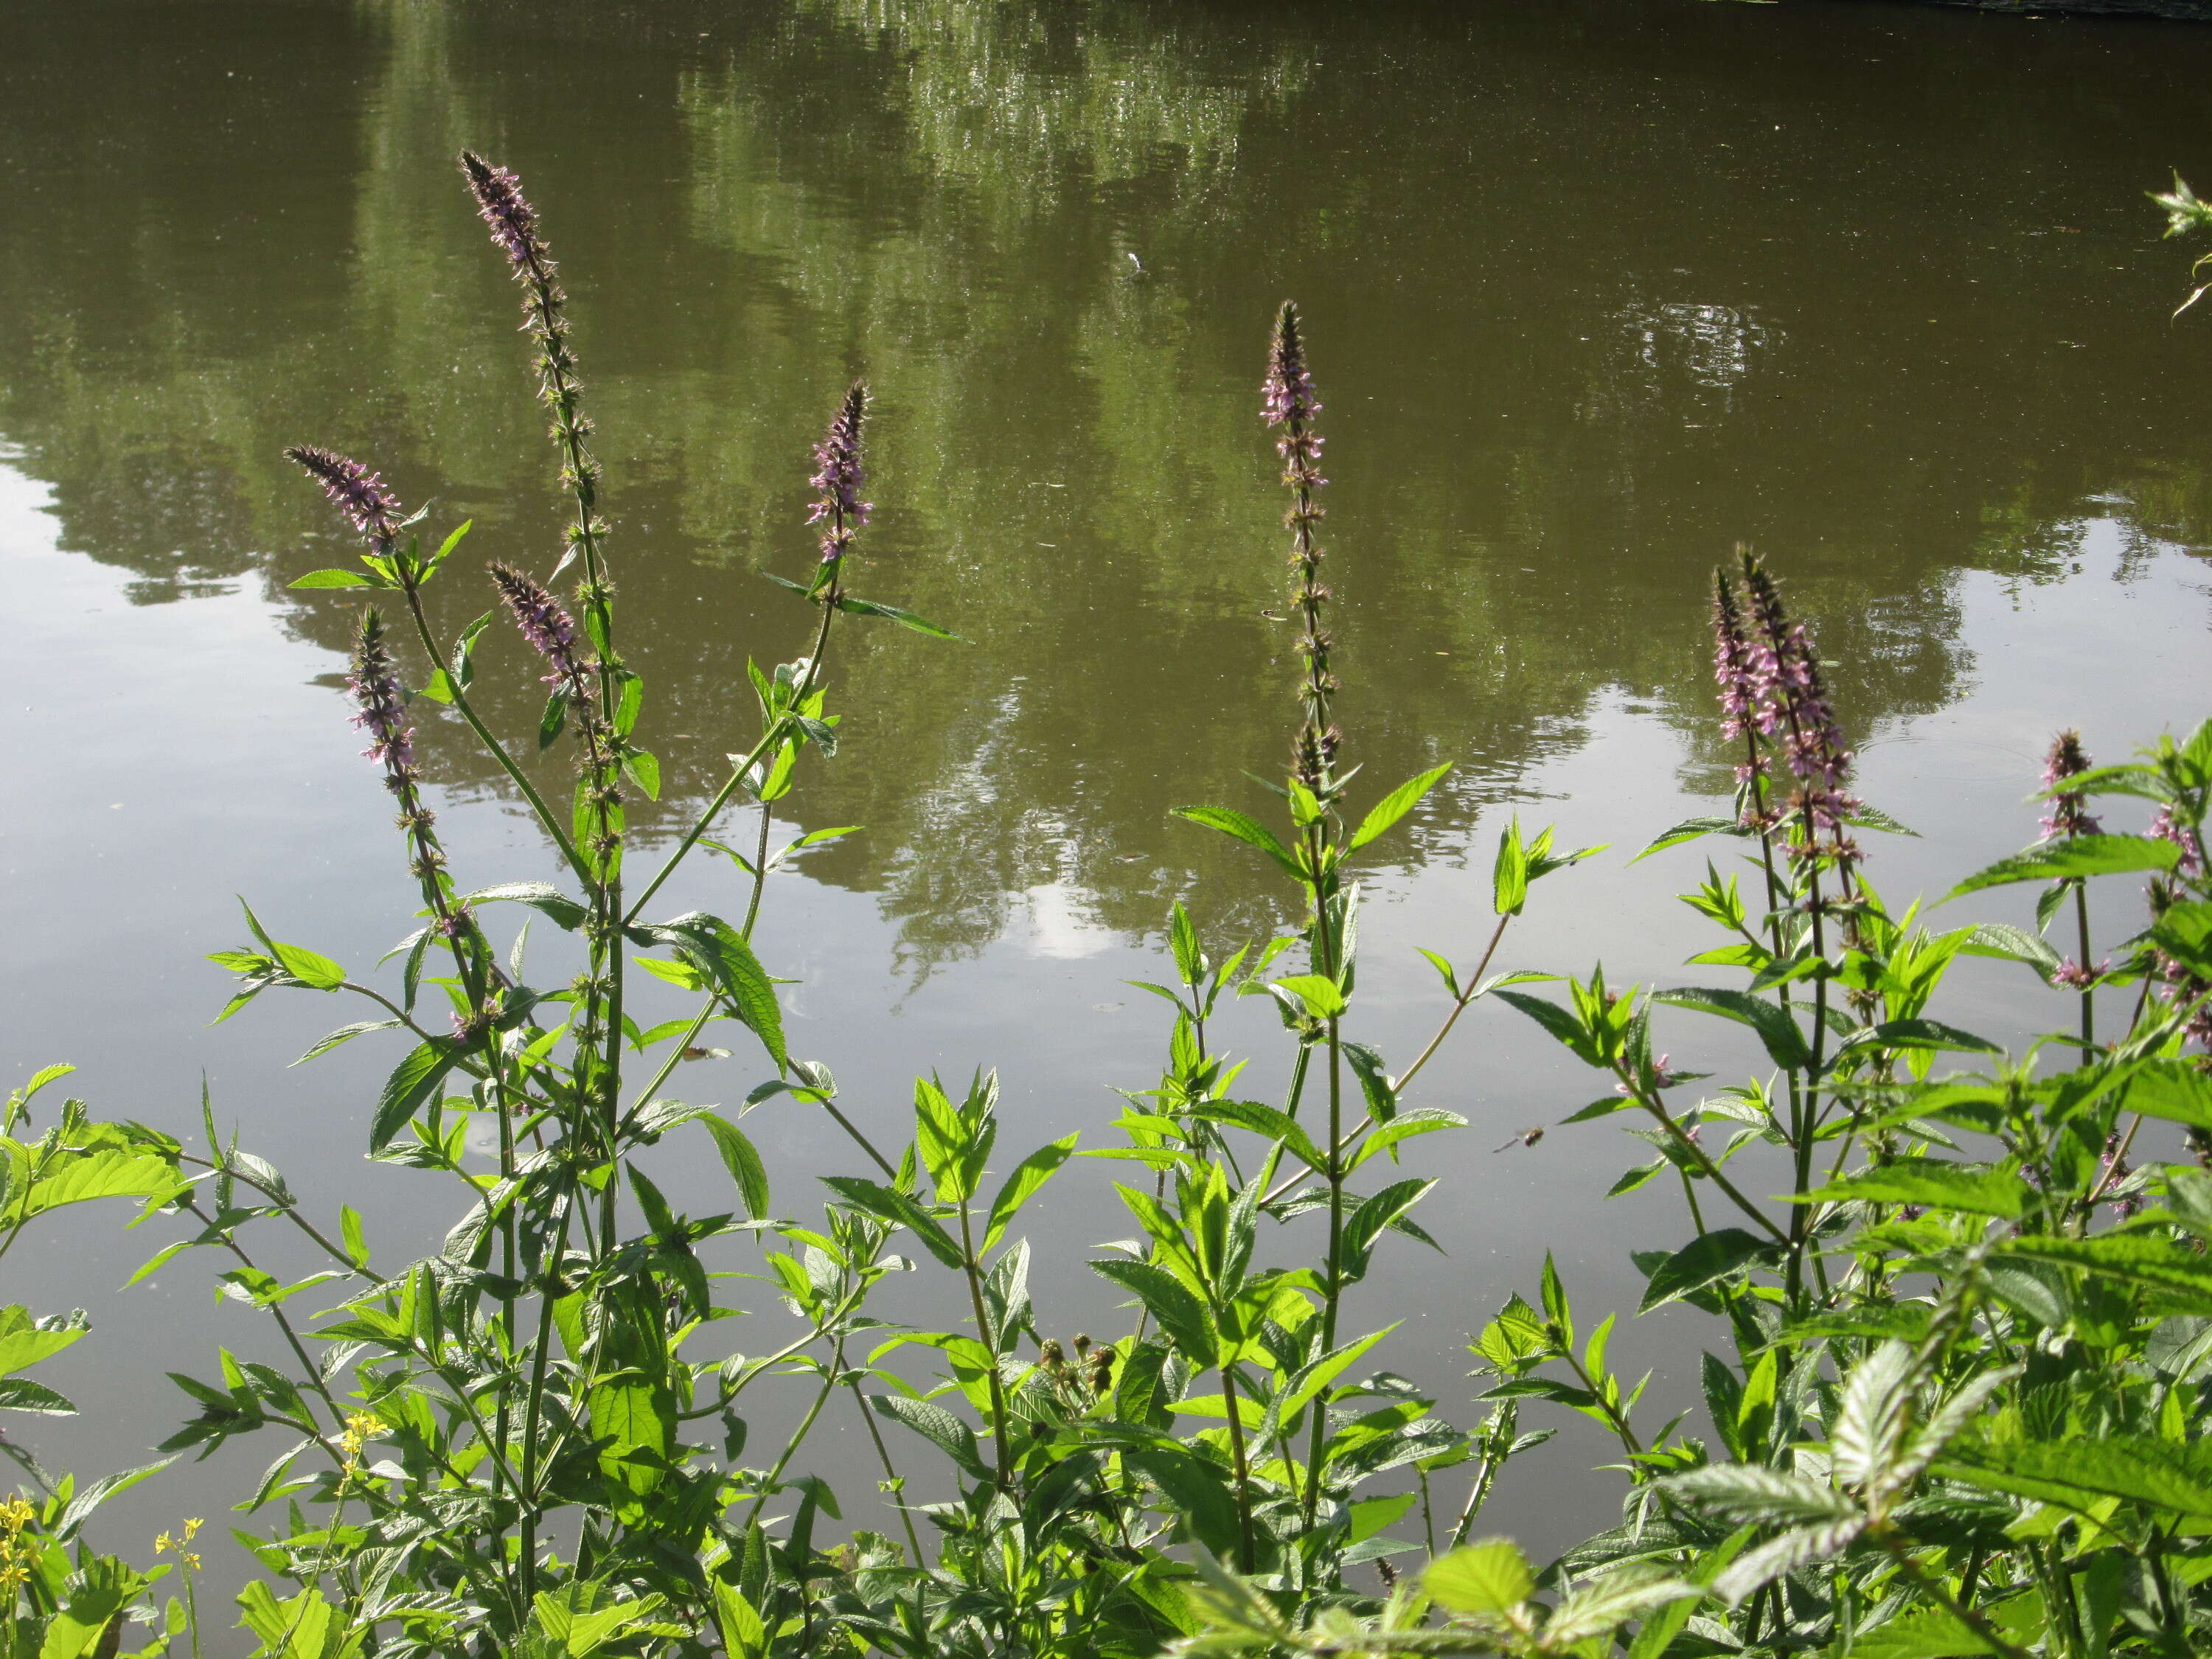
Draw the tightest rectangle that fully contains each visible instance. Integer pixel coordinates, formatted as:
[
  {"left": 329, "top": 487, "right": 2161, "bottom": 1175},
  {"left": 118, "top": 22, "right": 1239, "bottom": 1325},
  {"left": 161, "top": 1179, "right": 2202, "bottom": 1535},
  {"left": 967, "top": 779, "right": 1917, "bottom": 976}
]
[
  {"left": 1655, "top": 986, "right": 1810, "bottom": 1069},
  {"left": 1640, "top": 1228, "right": 1771, "bottom": 1312},
  {"left": 1171, "top": 806, "right": 1306, "bottom": 879},
  {"left": 982, "top": 1133, "right": 1077, "bottom": 1253},
  {"left": 1629, "top": 815, "right": 1742, "bottom": 864},
  {"left": 1092, "top": 1259, "right": 1216, "bottom": 1362},
  {"left": 1944, "top": 833, "right": 2179, "bottom": 900},
  {"left": 1349, "top": 763, "right": 1452, "bottom": 851},
  {"left": 369, "top": 1040, "right": 459, "bottom": 1152},
  {"left": 1425, "top": 1539, "right": 1534, "bottom": 1615},
  {"left": 290, "top": 568, "right": 383, "bottom": 589},
  {"left": 834, "top": 594, "right": 969, "bottom": 641},
  {"left": 819, "top": 1176, "right": 962, "bottom": 1270},
  {"left": 1804, "top": 1158, "right": 2025, "bottom": 1220},
  {"left": 700, "top": 1116, "right": 772, "bottom": 1220}
]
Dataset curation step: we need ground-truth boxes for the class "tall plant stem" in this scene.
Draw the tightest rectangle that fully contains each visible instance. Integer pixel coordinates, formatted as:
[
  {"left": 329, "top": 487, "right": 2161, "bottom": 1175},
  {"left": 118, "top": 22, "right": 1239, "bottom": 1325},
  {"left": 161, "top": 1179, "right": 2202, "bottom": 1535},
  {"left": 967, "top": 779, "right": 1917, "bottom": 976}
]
[
  {"left": 1218, "top": 1362, "right": 1259, "bottom": 1572},
  {"left": 742, "top": 801, "right": 774, "bottom": 942},
  {"left": 955, "top": 1200, "right": 1015, "bottom": 1485},
  {"left": 2074, "top": 880, "right": 2096, "bottom": 1051},
  {"left": 394, "top": 584, "right": 587, "bottom": 884},
  {"left": 849, "top": 1374, "right": 927, "bottom": 1566},
  {"left": 1877, "top": 1531, "right": 2031, "bottom": 1659},
  {"left": 517, "top": 1200, "right": 575, "bottom": 1605},
  {"left": 1300, "top": 821, "right": 1345, "bottom": 1534},
  {"left": 626, "top": 570, "right": 842, "bottom": 928},
  {"left": 1392, "top": 911, "right": 1512, "bottom": 1097},
  {"left": 1617, "top": 1078, "right": 1787, "bottom": 1246},
  {"left": 744, "top": 1343, "right": 846, "bottom": 1530}
]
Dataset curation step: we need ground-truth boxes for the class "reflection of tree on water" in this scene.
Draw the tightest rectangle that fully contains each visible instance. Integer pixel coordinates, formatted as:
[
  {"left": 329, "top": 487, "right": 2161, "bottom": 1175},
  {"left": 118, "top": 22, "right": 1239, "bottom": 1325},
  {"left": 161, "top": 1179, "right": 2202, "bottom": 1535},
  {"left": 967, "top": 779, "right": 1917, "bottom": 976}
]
[{"left": 3, "top": 0, "right": 2210, "bottom": 967}]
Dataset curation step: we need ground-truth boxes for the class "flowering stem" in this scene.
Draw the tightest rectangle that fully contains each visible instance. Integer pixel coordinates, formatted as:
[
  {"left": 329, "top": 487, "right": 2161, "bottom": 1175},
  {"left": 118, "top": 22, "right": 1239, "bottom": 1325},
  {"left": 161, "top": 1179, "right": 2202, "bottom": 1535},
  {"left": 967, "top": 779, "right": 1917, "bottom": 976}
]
[
  {"left": 1613, "top": 1074, "right": 1788, "bottom": 1245},
  {"left": 2075, "top": 881, "right": 2096, "bottom": 1051},
  {"left": 625, "top": 566, "right": 842, "bottom": 927},
  {"left": 1392, "top": 911, "right": 1514, "bottom": 1097},
  {"left": 394, "top": 585, "right": 589, "bottom": 885}
]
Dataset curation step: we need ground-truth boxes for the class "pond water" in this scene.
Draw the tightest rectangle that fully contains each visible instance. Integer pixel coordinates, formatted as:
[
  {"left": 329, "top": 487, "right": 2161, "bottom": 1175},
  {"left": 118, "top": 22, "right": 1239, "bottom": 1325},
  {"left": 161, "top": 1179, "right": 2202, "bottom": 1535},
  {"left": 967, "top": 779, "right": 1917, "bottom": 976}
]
[{"left": 8, "top": 0, "right": 2212, "bottom": 1589}]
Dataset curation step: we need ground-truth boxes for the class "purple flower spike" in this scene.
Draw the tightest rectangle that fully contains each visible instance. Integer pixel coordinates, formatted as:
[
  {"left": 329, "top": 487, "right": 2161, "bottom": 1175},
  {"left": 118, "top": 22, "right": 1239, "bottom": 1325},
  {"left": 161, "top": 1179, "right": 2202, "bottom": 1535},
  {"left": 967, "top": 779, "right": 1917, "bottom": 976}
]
[
  {"left": 2152, "top": 804, "right": 2204, "bottom": 877},
  {"left": 1739, "top": 553, "right": 1860, "bottom": 858},
  {"left": 1710, "top": 571, "right": 1758, "bottom": 740},
  {"left": 1262, "top": 302, "right": 1326, "bottom": 490},
  {"left": 348, "top": 610, "right": 420, "bottom": 795},
  {"left": 285, "top": 445, "right": 405, "bottom": 546},
  {"left": 2039, "top": 730, "right": 2103, "bottom": 840},
  {"left": 807, "top": 381, "right": 871, "bottom": 565},
  {"left": 459, "top": 151, "right": 545, "bottom": 276},
  {"left": 1262, "top": 301, "right": 1322, "bottom": 429},
  {"left": 489, "top": 563, "right": 591, "bottom": 698}
]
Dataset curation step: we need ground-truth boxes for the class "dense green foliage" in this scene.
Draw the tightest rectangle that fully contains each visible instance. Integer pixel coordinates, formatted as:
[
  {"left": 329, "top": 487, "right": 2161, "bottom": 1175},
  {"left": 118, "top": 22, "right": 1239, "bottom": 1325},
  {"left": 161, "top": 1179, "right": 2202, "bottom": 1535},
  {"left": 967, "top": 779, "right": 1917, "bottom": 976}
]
[{"left": 6, "top": 156, "right": 2212, "bottom": 1659}]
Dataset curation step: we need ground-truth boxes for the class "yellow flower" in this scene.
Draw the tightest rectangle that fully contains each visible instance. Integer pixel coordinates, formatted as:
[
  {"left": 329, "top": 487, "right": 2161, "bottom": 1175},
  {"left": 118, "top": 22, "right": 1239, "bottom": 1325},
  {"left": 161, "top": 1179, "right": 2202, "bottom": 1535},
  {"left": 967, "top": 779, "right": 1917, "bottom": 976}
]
[
  {"left": 181, "top": 1518, "right": 203, "bottom": 1542},
  {"left": 154, "top": 1531, "right": 173, "bottom": 1554},
  {"left": 181, "top": 1552, "right": 201, "bottom": 1572}
]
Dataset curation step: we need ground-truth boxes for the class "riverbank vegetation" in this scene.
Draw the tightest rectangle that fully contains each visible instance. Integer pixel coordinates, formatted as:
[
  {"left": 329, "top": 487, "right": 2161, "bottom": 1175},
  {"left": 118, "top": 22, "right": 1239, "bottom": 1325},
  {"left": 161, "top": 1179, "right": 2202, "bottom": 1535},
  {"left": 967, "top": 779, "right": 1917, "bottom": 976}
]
[{"left": 6, "top": 153, "right": 2212, "bottom": 1658}]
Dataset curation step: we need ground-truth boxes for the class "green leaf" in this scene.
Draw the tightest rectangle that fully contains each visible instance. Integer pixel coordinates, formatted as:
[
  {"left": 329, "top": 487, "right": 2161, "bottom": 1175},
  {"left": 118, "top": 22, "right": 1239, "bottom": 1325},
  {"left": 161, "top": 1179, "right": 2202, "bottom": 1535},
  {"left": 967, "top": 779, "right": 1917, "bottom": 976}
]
[
  {"left": 1425, "top": 1539, "right": 1536, "bottom": 1615},
  {"left": 622, "top": 748, "right": 661, "bottom": 801},
  {"left": 833, "top": 594, "right": 969, "bottom": 641},
  {"left": 1654, "top": 987, "right": 1811, "bottom": 1069},
  {"left": 819, "top": 1176, "right": 963, "bottom": 1270},
  {"left": 1349, "top": 1490, "right": 1417, "bottom": 1544},
  {"left": 1272, "top": 974, "right": 1346, "bottom": 1020},
  {"left": 1492, "top": 818, "right": 1529, "bottom": 917},
  {"left": 1629, "top": 815, "right": 1742, "bottom": 864},
  {"left": 1169, "top": 902, "right": 1203, "bottom": 987},
  {"left": 1834, "top": 1018, "right": 2002, "bottom": 1059},
  {"left": 982, "top": 1133, "right": 1077, "bottom": 1253},
  {"left": 1171, "top": 806, "right": 1306, "bottom": 879},
  {"left": 1092, "top": 1259, "right": 1216, "bottom": 1362},
  {"left": 635, "top": 913, "right": 785, "bottom": 1070},
  {"left": 1935, "top": 1436, "right": 2212, "bottom": 1517},
  {"left": 467, "top": 880, "right": 588, "bottom": 932},
  {"left": 2154, "top": 900, "right": 2212, "bottom": 977},
  {"left": 9, "top": 1149, "right": 181, "bottom": 1222},
  {"left": 1641, "top": 1228, "right": 1773, "bottom": 1312},
  {"left": 700, "top": 1116, "right": 772, "bottom": 1221},
  {"left": 1993, "top": 1234, "right": 2212, "bottom": 1304},
  {"left": 425, "top": 518, "right": 473, "bottom": 578},
  {"left": 538, "top": 689, "right": 568, "bottom": 751},
  {"left": 2121, "top": 1058, "right": 2212, "bottom": 1131},
  {"left": 1193, "top": 1100, "right": 1326, "bottom": 1172},
  {"left": 0, "top": 1377, "right": 75, "bottom": 1415},
  {"left": 1279, "top": 1324, "right": 1399, "bottom": 1419},
  {"left": 1804, "top": 1158, "right": 2026, "bottom": 1220},
  {"left": 1349, "top": 763, "right": 1452, "bottom": 850},
  {"left": 1121, "top": 1444, "right": 1242, "bottom": 1557},
  {"left": 1961, "top": 922, "right": 2063, "bottom": 978},
  {"left": 1944, "top": 833, "right": 2180, "bottom": 900},
  {"left": 1343, "top": 1041, "right": 1397, "bottom": 1124},
  {"left": 369, "top": 1040, "right": 460, "bottom": 1152},
  {"left": 872, "top": 1394, "right": 985, "bottom": 1478},
  {"left": 1848, "top": 802, "right": 1919, "bottom": 838},
  {"left": 289, "top": 568, "right": 383, "bottom": 589},
  {"left": 1351, "top": 1108, "right": 1466, "bottom": 1170},
  {"left": 237, "top": 899, "right": 344, "bottom": 990},
  {"left": 1341, "top": 1178, "right": 1437, "bottom": 1279},
  {"left": 1495, "top": 990, "right": 1603, "bottom": 1066},
  {"left": 292, "top": 1020, "right": 400, "bottom": 1067},
  {"left": 340, "top": 1206, "right": 370, "bottom": 1270},
  {"left": 0, "top": 1307, "right": 87, "bottom": 1377}
]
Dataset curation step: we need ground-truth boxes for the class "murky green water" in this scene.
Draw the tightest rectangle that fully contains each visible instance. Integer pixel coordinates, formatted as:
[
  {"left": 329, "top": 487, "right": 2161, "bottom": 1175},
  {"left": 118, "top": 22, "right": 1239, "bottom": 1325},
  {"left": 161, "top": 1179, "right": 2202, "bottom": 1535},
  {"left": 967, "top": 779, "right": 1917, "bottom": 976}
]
[{"left": 9, "top": 0, "right": 2212, "bottom": 1579}]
